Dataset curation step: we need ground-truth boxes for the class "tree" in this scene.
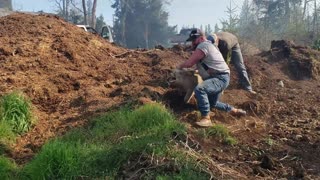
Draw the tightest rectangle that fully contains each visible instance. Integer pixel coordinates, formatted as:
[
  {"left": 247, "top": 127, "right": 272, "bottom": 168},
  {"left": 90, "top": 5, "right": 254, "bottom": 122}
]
[
  {"left": 200, "top": 25, "right": 203, "bottom": 32},
  {"left": 51, "top": 0, "right": 106, "bottom": 29},
  {"left": 95, "top": 14, "right": 106, "bottom": 32},
  {"left": 206, "top": 24, "right": 213, "bottom": 34},
  {"left": 234, "top": 0, "right": 320, "bottom": 49},
  {"left": 112, "top": 0, "right": 129, "bottom": 46},
  {"left": 82, "top": 0, "right": 88, "bottom": 25},
  {"left": 219, "top": 0, "right": 239, "bottom": 34},
  {"left": 0, "top": 0, "right": 12, "bottom": 10},
  {"left": 69, "top": 8, "right": 83, "bottom": 24},
  {"left": 51, "top": 0, "right": 70, "bottom": 20},
  {"left": 91, "top": 0, "right": 98, "bottom": 28},
  {"left": 214, "top": 23, "right": 220, "bottom": 33},
  {"left": 112, "top": 0, "right": 175, "bottom": 48}
]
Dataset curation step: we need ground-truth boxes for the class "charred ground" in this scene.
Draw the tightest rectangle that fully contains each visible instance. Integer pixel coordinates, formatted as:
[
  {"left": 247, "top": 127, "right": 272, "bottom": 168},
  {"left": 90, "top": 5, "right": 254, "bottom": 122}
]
[{"left": 0, "top": 13, "right": 319, "bottom": 179}]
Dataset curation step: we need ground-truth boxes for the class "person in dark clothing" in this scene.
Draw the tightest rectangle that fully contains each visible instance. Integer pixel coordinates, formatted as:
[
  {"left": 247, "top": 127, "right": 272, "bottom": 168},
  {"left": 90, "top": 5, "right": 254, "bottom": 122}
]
[{"left": 207, "top": 32, "right": 256, "bottom": 94}]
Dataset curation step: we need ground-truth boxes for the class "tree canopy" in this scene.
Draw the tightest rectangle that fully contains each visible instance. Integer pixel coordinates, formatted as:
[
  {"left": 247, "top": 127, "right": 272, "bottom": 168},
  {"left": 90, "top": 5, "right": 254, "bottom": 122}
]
[
  {"left": 235, "top": 0, "right": 320, "bottom": 49},
  {"left": 112, "top": 0, "right": 176, "bottom": 48},
  {"left": 0, "top": 0, "right": 12, "bottom": 10}
]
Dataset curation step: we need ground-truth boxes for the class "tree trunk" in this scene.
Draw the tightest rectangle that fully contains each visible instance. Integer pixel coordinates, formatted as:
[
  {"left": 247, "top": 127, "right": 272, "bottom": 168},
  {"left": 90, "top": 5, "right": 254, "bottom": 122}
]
[
  {"left": 82, "top": 0, "right": 87, "bottom": 25},
  {"left": 66, "top": 0, "right": 69, "bottom": 21},
  {"left": 120, "top": 0, "right": 128, "bottom": 46},
  {"left": 144, "top": 22, "right": 149, "bottom": 49},
  {"left": 62, "top": 0, "right": 65, "bottom": 18},
  {"left": 313, "top": 0, "right": 318, "bottom": 39},
  {"left": 91, "top": 0, "right": 98, "bottom": 28},
  {"left": 303, "top": 0, "right": 308, "bottom": 18},
  {"left": 285, "top": 0, "right": 290, "bottom": 21}
]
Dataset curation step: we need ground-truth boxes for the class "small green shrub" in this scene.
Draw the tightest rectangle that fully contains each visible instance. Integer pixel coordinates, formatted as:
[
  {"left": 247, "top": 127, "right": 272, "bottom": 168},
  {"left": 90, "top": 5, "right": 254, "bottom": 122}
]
[{"left": 0, "top": 92, "right": 34, "bottom": 134}]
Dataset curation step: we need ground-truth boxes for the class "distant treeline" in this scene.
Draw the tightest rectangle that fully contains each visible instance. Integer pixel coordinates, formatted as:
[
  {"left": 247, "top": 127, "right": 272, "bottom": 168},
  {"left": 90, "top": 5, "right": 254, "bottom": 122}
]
[
  {"left": 219, "top": 0, "right": 320, "bottom": 50},
  {"left": 0, "top": 0, "right": 12, "bottom": 10}
]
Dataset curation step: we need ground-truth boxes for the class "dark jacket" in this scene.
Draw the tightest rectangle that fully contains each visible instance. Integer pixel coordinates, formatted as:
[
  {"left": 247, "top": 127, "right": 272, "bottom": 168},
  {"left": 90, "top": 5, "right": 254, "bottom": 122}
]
[{"left": 215, "top": 32, "right": 239, "bottom": 62}]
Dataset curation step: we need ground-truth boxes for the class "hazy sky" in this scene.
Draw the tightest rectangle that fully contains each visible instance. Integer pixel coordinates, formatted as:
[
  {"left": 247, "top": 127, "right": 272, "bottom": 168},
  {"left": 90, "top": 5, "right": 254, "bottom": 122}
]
[{"left": 12, "top": 0, "right": 244, "bottom": 30}]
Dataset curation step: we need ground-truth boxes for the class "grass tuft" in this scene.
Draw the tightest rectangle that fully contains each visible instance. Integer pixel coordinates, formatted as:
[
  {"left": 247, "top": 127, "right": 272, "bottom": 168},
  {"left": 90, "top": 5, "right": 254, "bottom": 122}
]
[
  {"left": 0, "top": 121, "right": 15, "bottom": 154},
  {"left": 0, "top": 92, "right": 35, "bottom": 134},
  {"left": 207, "top": 124, "right": 230, "bottom": 138},
  {"left": 205, "top": 124, "right": 238, "bottom": 145},
  {"left": 0, "top": 156, "right": 17, "bottom": 180},
  {"left": 22, "top": 141, "right": 84, "bottom": 179}
]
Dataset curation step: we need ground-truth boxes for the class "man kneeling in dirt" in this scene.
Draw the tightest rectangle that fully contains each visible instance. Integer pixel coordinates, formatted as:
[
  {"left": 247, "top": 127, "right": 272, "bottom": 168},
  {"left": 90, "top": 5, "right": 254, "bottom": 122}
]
[
  {"left": 177, "top": 28, "right": 246, "bottom": 127},
  {"left": 207, "top": 32, "right": 256, "bottom": 94}
]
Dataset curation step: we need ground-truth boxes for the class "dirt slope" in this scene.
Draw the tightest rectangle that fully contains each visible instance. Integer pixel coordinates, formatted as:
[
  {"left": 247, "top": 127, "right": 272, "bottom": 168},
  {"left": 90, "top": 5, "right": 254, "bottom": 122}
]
[
  {"left": 0, "top": 13, "right": 186, "bottom": 162},
  {"left": 0, "top": 13, "right": 319, "bottom": 179}
]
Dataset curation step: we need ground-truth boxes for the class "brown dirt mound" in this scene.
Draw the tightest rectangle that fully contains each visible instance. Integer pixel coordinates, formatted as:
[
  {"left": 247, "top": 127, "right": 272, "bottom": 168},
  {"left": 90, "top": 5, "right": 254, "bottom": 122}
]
[
  {"left": 0, "top": 13, "right": 183, "bottom": 162},
  {"left": 0, "top": 13, "right": 319, "bottom": 179},
  {"left": 269, "top": 40, "right": 320, "bottom": 80}
]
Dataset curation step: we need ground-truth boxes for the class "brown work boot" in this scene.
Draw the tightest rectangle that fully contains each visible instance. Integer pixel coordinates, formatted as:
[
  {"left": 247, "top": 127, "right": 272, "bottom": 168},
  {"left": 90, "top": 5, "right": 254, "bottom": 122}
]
[
  {"left": 195, "top": 116, "right": 213, "bottom": 127},
  {"left": 230, "top": 108, "right": 247, "bottom": 116},
  {"left": 247, "top": 90, "right": 257, "bottom": 95}
]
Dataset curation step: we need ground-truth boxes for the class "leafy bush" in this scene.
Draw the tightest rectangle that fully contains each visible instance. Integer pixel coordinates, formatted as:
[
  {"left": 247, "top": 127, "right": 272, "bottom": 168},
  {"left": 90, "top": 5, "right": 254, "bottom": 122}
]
[{"left": 0, "top": 92, "right": 34, "bottom": 134}]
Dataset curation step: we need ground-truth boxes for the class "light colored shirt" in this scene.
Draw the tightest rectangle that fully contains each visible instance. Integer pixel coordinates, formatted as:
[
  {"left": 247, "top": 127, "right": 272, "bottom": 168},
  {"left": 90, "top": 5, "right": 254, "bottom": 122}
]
[
  {"left": 178, "top": 40, "right": 230, "bottom": 80},
  {"left": 196, "top": 41, "right": 230, "bottom": 79}
]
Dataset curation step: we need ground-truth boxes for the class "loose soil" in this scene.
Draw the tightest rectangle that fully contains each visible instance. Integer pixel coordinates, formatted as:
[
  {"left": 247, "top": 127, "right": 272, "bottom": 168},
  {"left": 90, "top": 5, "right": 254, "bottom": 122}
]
[{"left": 0, "top": 13, "right": 319, "bottom": 179}]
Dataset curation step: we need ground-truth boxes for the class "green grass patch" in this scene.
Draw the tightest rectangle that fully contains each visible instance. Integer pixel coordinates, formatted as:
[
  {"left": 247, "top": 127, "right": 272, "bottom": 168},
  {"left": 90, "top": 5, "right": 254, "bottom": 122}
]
[
  {"left": 20, "top": 103, "right": 210, "bottom": 179},
  {"left": 0, "top": 121, "right": 15, "bottom": 154},
  {"left": 200, "top": 124, "right": 237, "bottom": 145},
  {"left": 22, "top": 141, "right": 89, "bottom": 179},
  {"left": 0, "top": 92, "right": 35, "bottom": 134},
  {"left": 265, "top": 136, "right": 274, "bottom": 146},
  {"left": 0, "top": 156, "right": 17, "bottom": 180}
]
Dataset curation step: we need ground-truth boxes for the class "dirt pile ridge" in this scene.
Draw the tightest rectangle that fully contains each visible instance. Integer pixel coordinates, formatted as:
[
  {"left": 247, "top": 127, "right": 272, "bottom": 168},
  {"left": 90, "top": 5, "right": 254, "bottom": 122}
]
[{"left": 0, "top": 13, "right": 319, "bottom": 179}]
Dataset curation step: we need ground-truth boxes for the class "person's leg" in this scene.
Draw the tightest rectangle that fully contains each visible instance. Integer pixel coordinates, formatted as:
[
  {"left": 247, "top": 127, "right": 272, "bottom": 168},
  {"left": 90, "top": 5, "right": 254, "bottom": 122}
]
[
  {"left": 194, "top": 81, "right": 216, "bottom": 117},
  {"left": 194, "top": 78, "right": 223, "bottom": 127},
  {"left": 207, "top": 74, "right": 233, "bottom": 112},
  {"left": 209, "top": 94, "right": 233, "bottom": 112},
  {"left": 231, "top": 44, "right": 254, "bottom": 92},
  {"left": 209, "top": 91, "right": 246, "bottom": 116},
  {"left": 194, "top": 74, "right": 246, "bottom": 127},
  {"left": 195, "top": 74, "right": 235, "bottom": 127},
  {"left": 206, "top": 74, "right": 247, "bottom": 117}
]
